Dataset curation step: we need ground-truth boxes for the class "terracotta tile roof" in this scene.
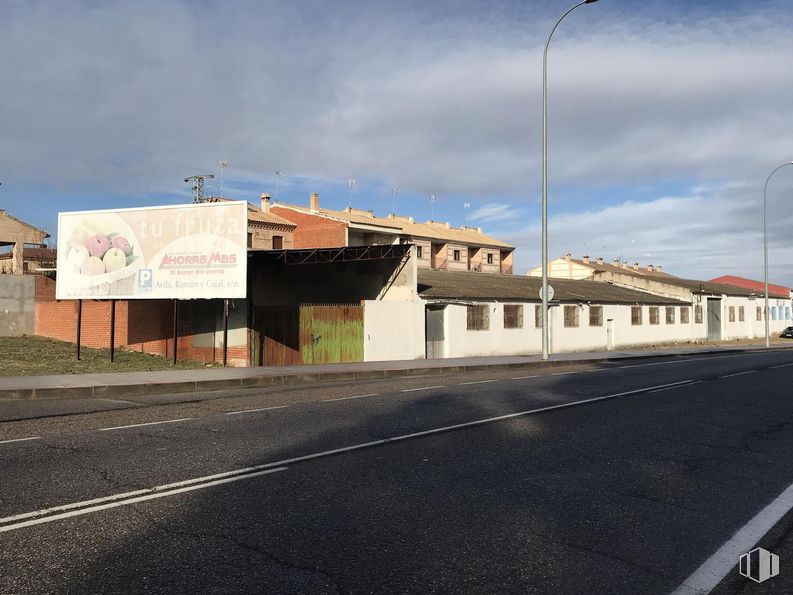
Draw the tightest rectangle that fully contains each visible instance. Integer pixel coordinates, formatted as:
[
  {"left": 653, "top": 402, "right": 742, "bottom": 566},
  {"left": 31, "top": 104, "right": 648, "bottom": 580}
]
[
  {"left": 273, "top": 203, "right": 513, "bottom": 249},
  {"left": 207, "top": 198, "right": 296, "bottom": 227},
  {"left": 418, "top": 269, "right": 686, "bottom": 304},
  {"left": 710, "top": 275, "right": 790, "bottom": 299}
]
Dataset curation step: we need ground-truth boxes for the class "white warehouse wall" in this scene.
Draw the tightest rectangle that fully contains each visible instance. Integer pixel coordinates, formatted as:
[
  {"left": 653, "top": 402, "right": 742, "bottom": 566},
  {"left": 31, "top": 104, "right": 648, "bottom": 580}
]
[{"left": 364, "top": 300, "right": 425, "bottom": 361}]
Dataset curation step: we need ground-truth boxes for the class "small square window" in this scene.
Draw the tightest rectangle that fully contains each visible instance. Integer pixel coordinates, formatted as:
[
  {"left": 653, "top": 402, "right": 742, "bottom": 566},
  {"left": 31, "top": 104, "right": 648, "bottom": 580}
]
[
  {"left": 466, "top": 305, "right": 489, "bottom": 330},
  {"left": 503, "top": 305, "right": 523, "bottom": 329},
  {"left": 589, "top": 306, "right": 603, "bottom": 326},
  {"left": 564, "top": 305, "right": 579, "bottom": 328}
]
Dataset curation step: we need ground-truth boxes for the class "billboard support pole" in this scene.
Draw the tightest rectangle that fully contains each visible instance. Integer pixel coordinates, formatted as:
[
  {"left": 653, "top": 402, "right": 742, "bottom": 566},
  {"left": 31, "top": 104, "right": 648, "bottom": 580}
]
[
  {"left": 223, "top": 299, "right": 229, "bottom": 367},
  {"left": 109, "top": 300, "right": 116, "bottom": 363},
  {"left": 76, "top": 299, "right": 82, "bottom": 361},
  {"left": 172, "top": 299, "right": 179, "bottom": 366}
]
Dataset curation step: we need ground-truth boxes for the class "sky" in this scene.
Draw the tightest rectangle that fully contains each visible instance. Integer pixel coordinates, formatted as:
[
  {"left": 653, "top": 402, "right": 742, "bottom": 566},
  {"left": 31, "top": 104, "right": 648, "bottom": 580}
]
[{"left": 1, "top": 0, "right": 792, "bottom": 283}]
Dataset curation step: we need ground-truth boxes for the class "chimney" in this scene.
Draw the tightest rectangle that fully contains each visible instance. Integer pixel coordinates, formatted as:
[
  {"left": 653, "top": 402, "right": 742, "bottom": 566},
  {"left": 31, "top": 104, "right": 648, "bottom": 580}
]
[
  {"left": 309, "top": 192, "right": 319, "bottom": 212},
  {"left": 656, "top": 265, "right": 663, "bottom": 272},
  {"left": 596, "top": 256, "right": 604, "bottom": 265},
  {"left": 582, "top": 255, "right": 590, "bottom": 264},
  {"left": 260, "top": 193, "right": 271, "bottom": 213},
  {"left": 564, "top": 252, "right": 572, "bottom": 260},
  {"left": 612, "top": 258, "right": 620, "bottom": 266},
  {"left": 646, "top": 264, "right": 654, "bottom": 272},
  {"left": 632, "top": 262, "right": 639, "bottom": 270}
]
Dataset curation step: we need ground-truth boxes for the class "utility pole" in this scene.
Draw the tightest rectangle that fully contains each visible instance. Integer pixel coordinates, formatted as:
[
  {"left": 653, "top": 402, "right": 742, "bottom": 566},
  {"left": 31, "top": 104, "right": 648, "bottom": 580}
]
[
  {"left": 184, "top": 174, "right": 215, "bottom": 203},
  {"left": 218, "top": 160, "right": 228, "bottom": 197}
]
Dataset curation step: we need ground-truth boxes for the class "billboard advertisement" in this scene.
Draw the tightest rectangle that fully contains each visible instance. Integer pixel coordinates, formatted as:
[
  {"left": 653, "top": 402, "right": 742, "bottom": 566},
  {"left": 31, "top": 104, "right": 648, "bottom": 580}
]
[{"left": 56, "top": 201, "right": 248, "bottom": 300}]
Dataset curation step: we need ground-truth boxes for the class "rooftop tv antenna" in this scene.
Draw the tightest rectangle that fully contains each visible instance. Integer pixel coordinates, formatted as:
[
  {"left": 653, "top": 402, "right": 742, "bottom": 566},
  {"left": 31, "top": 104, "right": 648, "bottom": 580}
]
[
  {"left": 274, "top": 170, "right": 282, "bottom": 202},
  {"left": 348, "top": 178, "right": 356, "bottom": 208},
  {"left": 392, "top": 188, "right": 399, "bottom": 214},
  {"left": 464, "top": 202, "right": 471, "bottom": 224},
  {"left": 218, "top": 160, "right": 228, "bottom": 198},
  {"left": 430, "top": 194, "right": 436, "bottom": 220},
  {"left": 184, "top": 174, "right": 215, "bottom": 203}
]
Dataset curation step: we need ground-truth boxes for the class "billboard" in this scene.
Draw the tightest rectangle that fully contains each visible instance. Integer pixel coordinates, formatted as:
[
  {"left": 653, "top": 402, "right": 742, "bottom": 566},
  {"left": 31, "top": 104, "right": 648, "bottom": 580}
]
[{"left": 56, "top": 201, "right": 248, "bottom": 300}]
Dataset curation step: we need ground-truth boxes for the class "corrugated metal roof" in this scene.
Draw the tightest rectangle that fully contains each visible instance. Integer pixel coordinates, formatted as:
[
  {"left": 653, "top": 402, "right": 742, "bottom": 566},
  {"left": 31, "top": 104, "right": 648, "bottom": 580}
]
[{"left": 418, "top": 269, "right": 687, "bottom": 304}]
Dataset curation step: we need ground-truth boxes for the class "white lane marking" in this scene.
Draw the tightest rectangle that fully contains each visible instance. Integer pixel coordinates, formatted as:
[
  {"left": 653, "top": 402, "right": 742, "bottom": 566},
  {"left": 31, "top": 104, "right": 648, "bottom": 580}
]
[
  {"left": 718, "top": 370, "right": 758, "bottom": 379},
  {"left": 324, "top": 394, "right": 379, "bottom": 402},
  {"left": 225, "top": 406, "right": 288, "bottom": 415},
  {"left": 648, "top": 380, "right": 702, "bottom": 394},
  {"left": 98, "top": 418, "right": 193, "bottom": 432},
  {"left": 510, "top": 375, "right": 540, "bottom": 380},
  {"left": 770, "top": 362, "right": 793, "bottom": 369},
  {"left": 552, "top": 371, "right": 582, "bottom": 376},
  {"left": 401, "top": 385, "right": 444, "bottom": 392},
  {"left": 0, "top": 377, "right": 697, "bottom": 534},
  {"left": 0, "top": 468, "right": 287, "bottom": 534},
  {"left": 460, "top": 380, "right": 499, "bottom": 385},
  {"left": 0, "top": 436, "right": 41, "bottom": 445},
  {"left": 671, "top": 480, "right": 793, "bottom": 595}
]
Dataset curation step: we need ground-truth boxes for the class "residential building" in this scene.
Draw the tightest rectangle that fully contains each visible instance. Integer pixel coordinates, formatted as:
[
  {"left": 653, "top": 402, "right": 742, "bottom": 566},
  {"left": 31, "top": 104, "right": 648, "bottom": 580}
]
[
  {"left": 208, "top": 195, "right": 296, "bottom": 250},
  {"left": 0, "top": 210, "right": 55, "bottom": 274},
  {"left": 270, "top": 193, "right": 515, "bottom": 274}
]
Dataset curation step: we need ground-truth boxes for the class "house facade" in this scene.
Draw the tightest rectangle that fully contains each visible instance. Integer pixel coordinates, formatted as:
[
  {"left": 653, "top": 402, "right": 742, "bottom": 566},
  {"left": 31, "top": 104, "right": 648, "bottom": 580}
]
[{"left": 270, "top": 193, "right": 515, "bottom": 274}]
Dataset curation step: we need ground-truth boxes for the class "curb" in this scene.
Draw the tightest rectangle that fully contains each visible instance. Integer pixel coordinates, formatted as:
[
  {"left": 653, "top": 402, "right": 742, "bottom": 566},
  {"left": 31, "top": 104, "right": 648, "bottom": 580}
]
[{"left": 0, "top": 346, "right": 780, "bottom": 402}]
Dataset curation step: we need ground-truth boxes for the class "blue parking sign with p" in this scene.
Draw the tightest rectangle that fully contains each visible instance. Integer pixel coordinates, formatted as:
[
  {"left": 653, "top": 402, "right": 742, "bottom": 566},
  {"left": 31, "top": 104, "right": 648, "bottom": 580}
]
[{"left": 137, "top": 269, "right": 153, "bottom": 291}]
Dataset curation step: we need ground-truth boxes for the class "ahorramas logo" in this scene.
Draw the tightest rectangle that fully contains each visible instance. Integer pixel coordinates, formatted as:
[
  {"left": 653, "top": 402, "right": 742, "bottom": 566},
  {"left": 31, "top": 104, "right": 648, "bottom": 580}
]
[{"left": 159, "top": 252, "right": 237, "bottom": 269}]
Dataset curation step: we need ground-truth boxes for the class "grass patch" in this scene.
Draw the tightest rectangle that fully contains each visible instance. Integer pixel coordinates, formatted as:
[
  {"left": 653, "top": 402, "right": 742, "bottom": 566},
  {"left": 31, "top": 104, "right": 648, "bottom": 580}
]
[{"left": 0, "top": 335, "right": 217, "bottom": 377}]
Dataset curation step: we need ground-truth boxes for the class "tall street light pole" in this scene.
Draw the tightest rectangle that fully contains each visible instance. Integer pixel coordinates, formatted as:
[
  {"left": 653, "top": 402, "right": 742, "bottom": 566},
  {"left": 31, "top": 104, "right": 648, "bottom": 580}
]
[
  {"left": 763, "top": 161, "right": 793, "bottom": 348},
  {"left": 541, "top": 0, "right": 599, "bottom": 361}
]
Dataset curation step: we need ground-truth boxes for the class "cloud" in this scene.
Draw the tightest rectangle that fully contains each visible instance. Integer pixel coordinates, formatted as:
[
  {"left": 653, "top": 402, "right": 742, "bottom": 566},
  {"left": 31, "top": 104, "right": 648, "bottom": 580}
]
[
  {"left": 503, "top": 178, "right": 793, "bottom": 284},
  {"left": 468, "top": 203, "right": 521, "bottom": 224}
]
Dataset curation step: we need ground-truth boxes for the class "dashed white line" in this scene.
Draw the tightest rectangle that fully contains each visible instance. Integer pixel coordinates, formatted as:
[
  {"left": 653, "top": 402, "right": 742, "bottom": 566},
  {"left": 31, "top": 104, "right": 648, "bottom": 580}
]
[
  {"left": 98, "top": 418, "right": 194, "bottom": 432},
  {"left": 225, "top": 406, "right": 288, "bottom": 415},
  {"left": 324, "top": 394, "right": 379, "bottom": 402},
  {"left": 718, "top": 370, "right": 758, "bottom": 379},
  {"left": 552, "top": 370, "right": 582, "bottom": 376},
  {"left": 770, "top": 362, "right": 793, "bottom": 369},
  {"left": 0, "top": 436, "right": 41, "bottom": 445},
  {"left": 510, "top": 375, "right": 540, "bottom": 380},
  {"left": 460, "top": 380, "right": 499, "bottom": 386},
  {"left": 401, "top": 385, "right": 444, "bottom": 392},
  {"left": 648, "top": 380, "right": 702, "bottom": 393},
  {"left": 672, "top": 480, "right": 793, "bottom": 595},
  {"left": 0, "top": 377, "right": 716, "bottom": 534}
]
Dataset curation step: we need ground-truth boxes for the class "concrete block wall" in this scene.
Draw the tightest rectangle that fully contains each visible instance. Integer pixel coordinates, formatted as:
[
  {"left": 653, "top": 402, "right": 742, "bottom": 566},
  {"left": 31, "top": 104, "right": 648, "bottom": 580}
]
[{"left": 0, "top": 275, "right": 36, "bottom": 336}]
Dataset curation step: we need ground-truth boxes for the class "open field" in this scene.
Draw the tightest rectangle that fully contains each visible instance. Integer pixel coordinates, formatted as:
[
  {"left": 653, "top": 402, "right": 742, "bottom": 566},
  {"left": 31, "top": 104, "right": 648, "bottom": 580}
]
[{"left": 0, "top": 336, "right": 215, "bottom": 376}]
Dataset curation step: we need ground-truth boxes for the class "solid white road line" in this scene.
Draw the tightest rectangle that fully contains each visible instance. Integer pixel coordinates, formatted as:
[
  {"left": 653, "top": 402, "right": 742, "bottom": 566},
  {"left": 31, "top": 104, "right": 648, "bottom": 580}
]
[
  {"left": 770, "top": 362, "right": 793, "bottom": 369},
  {"left": 98, "top": 418, "right": 194, "bottom": 432},
  {"left": 0, "top": 468, "right": 287, "bottom": 534},
  {"left": 551, "top": 371, "right": 582, "bottom": 376},
  {"left": 401, "top": 386, "right": 444, "bottom": 392},
  {"left": 460, "top": 380, "right": 499, "bottom": 385},
  {"left": 0, "top": 436, "right": 41, "bottom": 445},
  {"left": 324, "top": 394, "right": 379, "bottom": 402},
  {"left": 225, "top": 406, "right": 288, "bottom": 415},
  {"left": 0, "top": 377, "right": 703, "bottom": 534},
  {"left": 718, "top": 370, "right": 758, "bottom": 379},
  {"left": 510, "top": 375, "right": 540, "bottom": 380},
  {"left": 671, "top": 480, "right": 793, "bottom": 595}
]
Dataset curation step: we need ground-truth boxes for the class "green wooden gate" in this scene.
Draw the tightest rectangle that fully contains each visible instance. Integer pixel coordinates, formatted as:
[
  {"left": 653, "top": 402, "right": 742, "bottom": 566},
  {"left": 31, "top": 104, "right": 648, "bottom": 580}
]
[{"left": 299, "top": 304, "right": 364, "bottom": 364}]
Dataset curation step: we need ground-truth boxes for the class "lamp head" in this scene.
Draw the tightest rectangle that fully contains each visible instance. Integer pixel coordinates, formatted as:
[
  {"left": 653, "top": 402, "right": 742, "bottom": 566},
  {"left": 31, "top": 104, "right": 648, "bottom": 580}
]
[{"left": 584, "top": 0, "right": 599, "bottom": 3}]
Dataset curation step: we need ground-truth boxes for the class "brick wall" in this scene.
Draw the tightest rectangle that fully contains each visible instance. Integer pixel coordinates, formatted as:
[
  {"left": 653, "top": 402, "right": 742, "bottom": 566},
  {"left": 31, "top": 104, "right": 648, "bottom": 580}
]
[
  {"left": 34, "top": 277, "right": 250, "bottom": 366},
  {"left": 270, "top": 207, "right": 347, "bottom": 248}
]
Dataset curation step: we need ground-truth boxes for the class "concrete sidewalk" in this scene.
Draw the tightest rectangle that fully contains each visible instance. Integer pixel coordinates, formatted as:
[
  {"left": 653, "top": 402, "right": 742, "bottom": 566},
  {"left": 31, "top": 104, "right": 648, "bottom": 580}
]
[{"left": 1, "top": 343, "right": 790, "bottom": 401}]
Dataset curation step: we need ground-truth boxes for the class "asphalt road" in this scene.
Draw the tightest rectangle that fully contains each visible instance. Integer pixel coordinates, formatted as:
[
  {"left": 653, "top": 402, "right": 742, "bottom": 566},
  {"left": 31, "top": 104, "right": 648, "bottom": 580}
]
[{"left": 2, "top": 350, "right": 793, "bottom": 594}]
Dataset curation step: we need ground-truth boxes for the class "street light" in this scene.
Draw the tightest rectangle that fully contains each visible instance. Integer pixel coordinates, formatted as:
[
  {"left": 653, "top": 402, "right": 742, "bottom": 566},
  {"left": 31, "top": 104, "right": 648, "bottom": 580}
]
[
  {"left": 541, "top": 0, "right": 599, "bottom": 361},
  {"left": 763, "top": 161, "right": 793, "bottom": 348}
]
